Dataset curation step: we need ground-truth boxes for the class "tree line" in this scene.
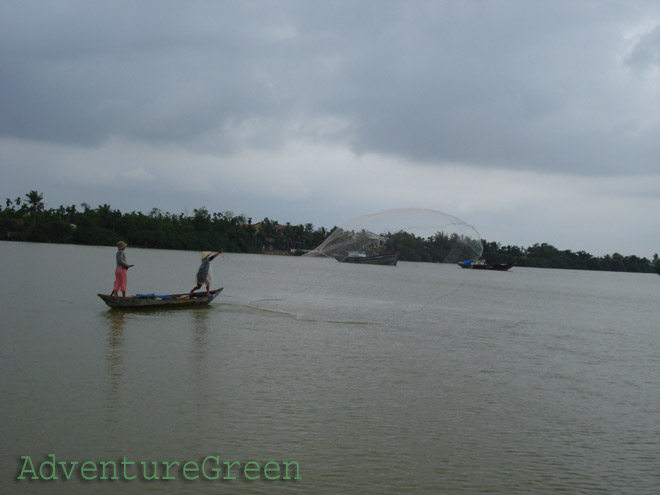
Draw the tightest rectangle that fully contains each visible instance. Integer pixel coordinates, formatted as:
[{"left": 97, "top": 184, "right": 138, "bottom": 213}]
[
  {"left": 481, "top": 240, "right": 658, "bottom": 274},
  {"left": 2, "top": 191, "right": 658, "bottom": 274},
  {"left": 1, "top": 191, "right": 328, "bottom": 254}
]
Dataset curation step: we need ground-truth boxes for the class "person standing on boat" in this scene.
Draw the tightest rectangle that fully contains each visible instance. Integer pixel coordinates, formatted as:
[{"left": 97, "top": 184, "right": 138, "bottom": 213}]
[
  {"left": 111, "top": 241, "right": 134, "bottom": 297},
  {"left": 190, "top": 250, "right": 223, "bottom": 295}
]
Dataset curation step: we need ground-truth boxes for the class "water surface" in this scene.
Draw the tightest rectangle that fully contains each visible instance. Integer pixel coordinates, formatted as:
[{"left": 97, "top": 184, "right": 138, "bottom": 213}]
[{"left": 1, "top": 242, "right": 658, "bottom": 494}]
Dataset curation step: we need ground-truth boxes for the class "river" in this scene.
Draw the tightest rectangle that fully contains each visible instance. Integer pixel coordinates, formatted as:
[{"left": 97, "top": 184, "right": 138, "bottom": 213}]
[{"left": 1, "top": 241, "right": 658, "bottom": 494}]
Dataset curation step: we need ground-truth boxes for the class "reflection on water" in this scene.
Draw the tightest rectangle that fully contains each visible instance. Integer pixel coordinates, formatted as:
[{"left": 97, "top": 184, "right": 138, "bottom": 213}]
[
  {"left": 190, "top": 309, "right": 210, "bottom": 363},
  {"left": 100, "top": 307, "right": 215, "bottom": 421},
  {"left": 102, "top": 310, "right": 126, "bottom": 418},
  {"left": 187, "top": 309, "right": 218, "bottom": 436}
]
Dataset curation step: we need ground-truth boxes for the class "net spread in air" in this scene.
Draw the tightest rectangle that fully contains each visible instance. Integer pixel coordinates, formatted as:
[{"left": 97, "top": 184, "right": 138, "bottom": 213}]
[
  {"left": 304, "top": 208, "right": 482, "bottom": 264},
  {"left": 248, "top": 209, "right": 483, "bottom": 325}
]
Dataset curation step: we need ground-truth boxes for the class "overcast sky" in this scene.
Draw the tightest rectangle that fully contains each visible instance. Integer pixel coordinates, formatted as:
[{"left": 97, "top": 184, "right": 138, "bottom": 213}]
[{"left": 1, "top": 1, "right": 659, "bottom": 257}]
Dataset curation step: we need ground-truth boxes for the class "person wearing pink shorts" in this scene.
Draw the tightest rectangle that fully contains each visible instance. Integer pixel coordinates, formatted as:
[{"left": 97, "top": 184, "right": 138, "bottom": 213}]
[{"left": 111, "top": 241, "right": 133, "bottom": 297}]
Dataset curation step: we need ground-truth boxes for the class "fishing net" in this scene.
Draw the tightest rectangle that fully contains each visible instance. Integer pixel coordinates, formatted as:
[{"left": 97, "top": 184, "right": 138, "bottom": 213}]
[
  {"left": 246, "top": 209, "right": 483, "bottom": 325},
  {"left": 304, "top": 208, "right": 482, "bottom": 264}
]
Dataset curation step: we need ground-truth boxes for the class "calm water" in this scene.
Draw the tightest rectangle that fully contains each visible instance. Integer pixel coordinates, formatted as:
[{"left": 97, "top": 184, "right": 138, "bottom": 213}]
[{"left": 1, "top": 241, "right": 659, "bottom": 494}]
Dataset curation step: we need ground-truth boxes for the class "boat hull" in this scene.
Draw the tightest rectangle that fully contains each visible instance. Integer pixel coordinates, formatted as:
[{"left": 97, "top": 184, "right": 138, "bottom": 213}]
[
  {"left": 458, "top": 261, "right": 515, "bottom": 271},
  {"left": 335, "top": 254, "right": 398, "bottom": 266},
  {"left": 98, "top": 288, "right": 223, "bottom": 309}
]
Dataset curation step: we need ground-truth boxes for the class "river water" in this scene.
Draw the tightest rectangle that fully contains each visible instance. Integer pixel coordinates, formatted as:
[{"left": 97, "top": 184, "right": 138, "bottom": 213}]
[{"left": 1, "top": 241, "right": 658, "bottom": 494}]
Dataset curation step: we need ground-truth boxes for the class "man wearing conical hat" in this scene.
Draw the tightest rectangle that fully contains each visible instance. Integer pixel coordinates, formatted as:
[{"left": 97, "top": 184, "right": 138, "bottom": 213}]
[{"left": 190, "top": 249, "right": 223, "bottom": 295}]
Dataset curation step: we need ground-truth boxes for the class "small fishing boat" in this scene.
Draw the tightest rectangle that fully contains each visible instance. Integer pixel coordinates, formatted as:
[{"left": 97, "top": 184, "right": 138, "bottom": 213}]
[
  {"left": 457, "top": 260, "right": 515, "bottom": 271},
  {"left": 335, "top": 251, "right": 398, "bottom": 266},
  {"left": 98, "top": 288, "right": 223, "bottom": 309}
]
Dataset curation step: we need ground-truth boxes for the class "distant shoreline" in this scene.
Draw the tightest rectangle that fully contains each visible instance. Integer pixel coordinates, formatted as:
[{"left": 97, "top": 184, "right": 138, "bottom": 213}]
[
  {"left": 2, "top": 193, "right": 658, "bottom": 274},
  {"left": 1, "top": 238, "right": 658, "bottom": 275}
]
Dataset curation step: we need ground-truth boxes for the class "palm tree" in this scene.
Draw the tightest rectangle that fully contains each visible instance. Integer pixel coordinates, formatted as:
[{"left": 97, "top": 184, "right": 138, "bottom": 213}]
[{"left": 25, "top": 190, "right": 44, "bottom": 226}]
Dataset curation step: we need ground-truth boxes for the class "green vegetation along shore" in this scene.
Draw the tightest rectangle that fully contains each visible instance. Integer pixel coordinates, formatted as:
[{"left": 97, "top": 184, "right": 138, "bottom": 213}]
[{"left": 2, "top": 191, "right": 659, "bottom": 274}]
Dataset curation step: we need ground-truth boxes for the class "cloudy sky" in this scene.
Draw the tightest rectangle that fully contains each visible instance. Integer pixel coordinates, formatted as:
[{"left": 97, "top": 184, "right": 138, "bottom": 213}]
[{"left": 1, "top": 1, "right": 659, "bottom": 257}]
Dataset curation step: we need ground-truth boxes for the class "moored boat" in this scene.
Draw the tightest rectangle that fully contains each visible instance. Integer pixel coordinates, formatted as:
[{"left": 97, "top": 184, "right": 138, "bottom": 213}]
[
  {"left": 457, "top": 259, "right": 515, "bottom": 271},
  {"left": 335, "top": 251, "right": 398, "bottom": 266},
  {"left": 98, "top": 288, "right": 223, "bottom": 309}
]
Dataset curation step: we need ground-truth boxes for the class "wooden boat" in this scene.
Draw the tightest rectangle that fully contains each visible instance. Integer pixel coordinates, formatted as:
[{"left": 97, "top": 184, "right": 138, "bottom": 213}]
[
  {"left": 335, "top": 251, "right": 398, "bottom": 266},
  {"left": 457, "top": 260, "right": 515, "bottom": 271},
  {"left": 98, "top": 288, "right": 223, "bottom": 309}
]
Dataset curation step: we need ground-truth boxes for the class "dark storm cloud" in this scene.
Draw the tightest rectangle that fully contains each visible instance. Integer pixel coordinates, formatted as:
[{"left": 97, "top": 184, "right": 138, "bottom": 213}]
[
  {"left": 1, "top": 1, "right": 659, "bottom": 174},
  {"left": 0, "top": 1, "right": 282, "bottom": 147}
]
